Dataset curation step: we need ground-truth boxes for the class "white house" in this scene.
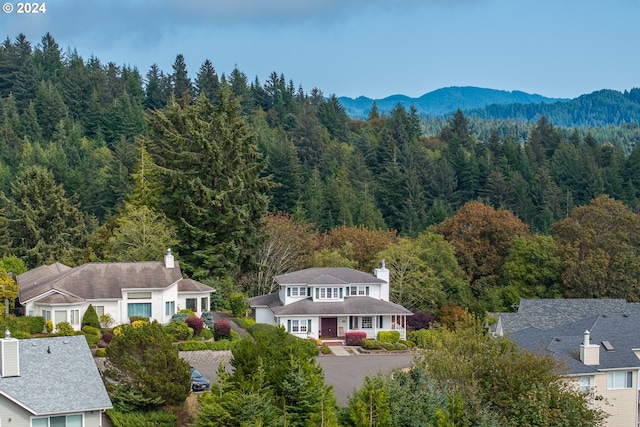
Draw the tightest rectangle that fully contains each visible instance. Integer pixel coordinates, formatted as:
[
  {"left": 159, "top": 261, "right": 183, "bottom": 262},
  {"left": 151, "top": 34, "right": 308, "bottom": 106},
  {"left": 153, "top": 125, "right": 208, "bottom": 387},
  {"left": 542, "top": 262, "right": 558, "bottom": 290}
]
[
  {"left": 0, "top": 333, "right": 112, "bottom": 426},
  {"left": 17, "top": 250, "right": 214, "bottom": 330},
  {"left": 248, "top": 262, "right": 412, "bottom": 341}
]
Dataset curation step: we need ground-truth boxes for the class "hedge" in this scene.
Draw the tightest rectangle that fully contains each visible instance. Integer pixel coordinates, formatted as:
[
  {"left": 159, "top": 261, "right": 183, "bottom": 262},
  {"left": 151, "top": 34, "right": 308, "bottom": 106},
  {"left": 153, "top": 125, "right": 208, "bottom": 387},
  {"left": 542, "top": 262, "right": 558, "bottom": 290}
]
[
  {"left": 177, "top": 340, "right": 208, "bottom": 351},
  {"left": 345, "top": 331, "right": 367, "bottom": 346},
  {"left": 377, "top": 330, "right": 400, "bottom": 344}
]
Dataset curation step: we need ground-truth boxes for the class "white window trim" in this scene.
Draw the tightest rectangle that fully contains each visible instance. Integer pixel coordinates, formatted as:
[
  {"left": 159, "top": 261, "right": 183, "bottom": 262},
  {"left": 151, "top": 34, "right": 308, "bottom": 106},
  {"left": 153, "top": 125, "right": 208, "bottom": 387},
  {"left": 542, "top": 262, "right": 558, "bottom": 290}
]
[
  {"left": 607, "top": 370, "right": 633, "bottom": 389},
  {"left": 361, "top": 316, "right": 373, "bottom": 329}
]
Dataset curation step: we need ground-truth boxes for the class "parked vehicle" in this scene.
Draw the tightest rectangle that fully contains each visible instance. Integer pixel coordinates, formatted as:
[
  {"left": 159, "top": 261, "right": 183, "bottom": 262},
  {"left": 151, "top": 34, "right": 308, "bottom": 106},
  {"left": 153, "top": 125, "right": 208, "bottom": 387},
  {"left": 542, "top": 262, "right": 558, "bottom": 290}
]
[{"left": 190, "top": 367, "right": 210, "bottom": 392}]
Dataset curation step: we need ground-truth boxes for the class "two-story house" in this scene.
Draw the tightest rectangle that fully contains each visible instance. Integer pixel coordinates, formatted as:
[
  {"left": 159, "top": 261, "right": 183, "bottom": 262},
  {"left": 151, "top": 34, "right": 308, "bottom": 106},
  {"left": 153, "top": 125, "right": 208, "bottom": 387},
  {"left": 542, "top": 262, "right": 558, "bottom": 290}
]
[{"left": 248, "top": 262, "right": 412, "bottom": 341}]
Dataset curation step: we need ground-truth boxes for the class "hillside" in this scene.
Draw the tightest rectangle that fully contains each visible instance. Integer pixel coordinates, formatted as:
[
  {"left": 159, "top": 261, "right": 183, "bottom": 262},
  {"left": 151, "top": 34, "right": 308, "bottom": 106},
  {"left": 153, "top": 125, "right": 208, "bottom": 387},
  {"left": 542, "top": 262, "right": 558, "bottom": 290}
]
[{"left": 338, "top": 86, "right": 567, "bottom": 119}]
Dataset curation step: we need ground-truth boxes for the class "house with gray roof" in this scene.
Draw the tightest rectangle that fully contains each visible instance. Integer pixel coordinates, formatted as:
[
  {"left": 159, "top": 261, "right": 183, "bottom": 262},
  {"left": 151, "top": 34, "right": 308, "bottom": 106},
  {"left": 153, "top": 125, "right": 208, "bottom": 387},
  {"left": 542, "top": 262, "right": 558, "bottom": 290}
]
[
  {"left": 17, "top": 249, "right": 214, "bottom": 330},
  {"left": 508, "top": 312, "right": 640, "bottom": 427},
  {"left": 0, "top": 333, "right": 112, "bottom": 426},
  {"left": 248, "top": 262, "right": 412, "bottom": 341}
]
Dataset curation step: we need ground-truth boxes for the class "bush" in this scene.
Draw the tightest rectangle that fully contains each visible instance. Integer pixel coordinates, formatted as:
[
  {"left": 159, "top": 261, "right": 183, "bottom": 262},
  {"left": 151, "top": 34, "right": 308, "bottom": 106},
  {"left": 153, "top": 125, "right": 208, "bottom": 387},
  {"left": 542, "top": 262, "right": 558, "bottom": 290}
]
[
  {"left": 97, "top": 340, "right": 107, "bottom": 348},
  {"left": 206, "top": 339, "right": 234, "bottom": 351},
  {"left": 95, "top": 348, "right": 107, "bottom": 357},
  {"left": 407, "top": 329, "right": 440, "bottom": 349},
  {"left": 101, "top": 332, "right": 113, "bottom": 343},
  {"left": 247, "top": 323, "right": 276, "bottom": 336},
  {"left": 229, "top": 329, "right": 241, "bottom": 342},
  {"left": 377, "top": 330, "right": 400, "bottom": 344},
  {"left": 185, "top": 316, "right": 204, "bottom": 336},
  {"left": 84, "top": 333, "right": 100, "bottom": 348},
  {"left": 129, "top": 316, "right": 149, "bottom": 323},
  {"left": 82, "top": 325, "right": 101, "bottom": 336},
  {"left": 45, "top": 319, "right": 53, "bottom": 333},
  {"left": 200, "top": 328, "right": 214, "bottom": 340},
  {"left": 229, "top": 292, "right": 247, "bottom": 318},
  {"left": 82, "top": 304, "right": 101, "bottom": 329},
  {"left": 171, "top": 312, "right": 188, "bottom": 323},
  {"left": 10, "top": 330, "right": 31, "bottom": 339},
  {"left": 177, "top": 340, "right": 208, "bottom": 351},
  {"left": 56, "top": 322, "right": 75, "bottom": 336},
  {"left": 179, "top": 308, "right": 195, "bottom": 317},
  {"left": 362, "top": 338, "right": 383, "bottom": 350},
  {"left": 399, "top": 339, "right": 415, "bottom": 348},
  {"left": 407, "top": 311, "right": 437, "bottom": 331},
  {"left": 232, "top": 317, "right": 255, "bottom": 329},
  {"left": 107, "top": 409, "right": 177, "bottom": 427},
  {"left": 214, "top": 319, "right": 231, "bottom": 339},
  {"left": 163, "top": 321, "right": 193, "bottom": 341},
  {"left": 320, "top": 345, "right": 332, "bottom": 354},
  {"left": 100, "top": 313, "right": 114, "bottom": 328},
  {"left": 345, "top": 331, "right": 367, "bottom": 346},
  {"left": 200, "top": 311, "right": 214, "bottom": 329},
  {"left": 13, "top": 316, "right": 45, "bottom": 334},
  {"left": 392, "top": 342, "right": 408, "bottom": 350}
]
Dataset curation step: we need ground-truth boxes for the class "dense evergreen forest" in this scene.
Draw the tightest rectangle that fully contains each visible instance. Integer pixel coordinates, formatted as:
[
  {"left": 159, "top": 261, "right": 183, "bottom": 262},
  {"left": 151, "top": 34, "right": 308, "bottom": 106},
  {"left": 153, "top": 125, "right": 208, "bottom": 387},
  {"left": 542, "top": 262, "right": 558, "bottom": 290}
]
[{"left": 2, "top": 33, "right": 640, "bottom": 314}]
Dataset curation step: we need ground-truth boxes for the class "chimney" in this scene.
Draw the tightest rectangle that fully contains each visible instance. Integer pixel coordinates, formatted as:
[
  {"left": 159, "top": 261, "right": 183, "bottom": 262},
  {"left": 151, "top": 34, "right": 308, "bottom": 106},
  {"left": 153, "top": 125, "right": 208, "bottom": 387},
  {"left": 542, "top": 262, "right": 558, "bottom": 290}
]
[
  {"left": 0, "top": 329, "right": 20, "bottom": 377},
  {"left": 374, "top": 260, "right": 389, "bottom": 301},
  {"left": 580, "top": 330, "right": 600, "bottom": 366},
  {"left": 164, "top": 248, "right": 175, "bottom": 269}
]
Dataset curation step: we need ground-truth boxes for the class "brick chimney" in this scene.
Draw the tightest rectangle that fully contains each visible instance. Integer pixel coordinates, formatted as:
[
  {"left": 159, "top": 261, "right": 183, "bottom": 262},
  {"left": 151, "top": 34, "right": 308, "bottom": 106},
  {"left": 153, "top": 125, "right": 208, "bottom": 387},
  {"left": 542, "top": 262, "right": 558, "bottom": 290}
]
[
  {"left": 0, "top": 329, "right": 20, "bottom": 377},
  {"left": 580, "top": 330, "right": 600, "bottom": 365}
]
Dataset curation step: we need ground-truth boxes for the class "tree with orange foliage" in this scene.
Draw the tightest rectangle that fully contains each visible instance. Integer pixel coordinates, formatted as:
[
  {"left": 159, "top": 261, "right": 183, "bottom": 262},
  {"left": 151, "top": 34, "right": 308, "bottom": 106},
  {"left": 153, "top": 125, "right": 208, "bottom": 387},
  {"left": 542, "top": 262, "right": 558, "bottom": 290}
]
[
  {"left": 318, "top": 225, "right": 397, "bottom": 272},
  {"left": 439, "top": 201, "right": 530, "bottom": 309}
]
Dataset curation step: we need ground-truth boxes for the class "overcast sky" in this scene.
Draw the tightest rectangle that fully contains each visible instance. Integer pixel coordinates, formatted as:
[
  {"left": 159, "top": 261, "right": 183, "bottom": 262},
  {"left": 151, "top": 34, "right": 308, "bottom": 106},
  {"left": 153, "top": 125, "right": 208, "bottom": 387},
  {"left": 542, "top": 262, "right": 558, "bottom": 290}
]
[{"left": 1, "top": 0, "right": 638, "bottom": 99}]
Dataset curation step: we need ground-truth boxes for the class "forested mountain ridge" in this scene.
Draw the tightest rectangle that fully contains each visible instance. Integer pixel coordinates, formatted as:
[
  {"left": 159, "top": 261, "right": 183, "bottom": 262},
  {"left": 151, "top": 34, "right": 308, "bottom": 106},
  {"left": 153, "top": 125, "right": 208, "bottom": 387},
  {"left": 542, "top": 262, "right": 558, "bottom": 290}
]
[
  {"left": 4, "top": 33, "right": 640, "bottom": 315},
  {"left": 338, "top": 86, "right": 567, "bottom": 119}
]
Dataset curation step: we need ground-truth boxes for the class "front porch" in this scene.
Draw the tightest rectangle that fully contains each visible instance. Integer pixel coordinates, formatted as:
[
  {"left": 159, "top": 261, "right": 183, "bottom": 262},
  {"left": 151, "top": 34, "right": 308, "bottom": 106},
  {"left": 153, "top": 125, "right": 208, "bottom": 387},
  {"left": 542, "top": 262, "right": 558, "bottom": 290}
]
[{"left": 318, "top": 314, "right": 408, "bottom": 341}]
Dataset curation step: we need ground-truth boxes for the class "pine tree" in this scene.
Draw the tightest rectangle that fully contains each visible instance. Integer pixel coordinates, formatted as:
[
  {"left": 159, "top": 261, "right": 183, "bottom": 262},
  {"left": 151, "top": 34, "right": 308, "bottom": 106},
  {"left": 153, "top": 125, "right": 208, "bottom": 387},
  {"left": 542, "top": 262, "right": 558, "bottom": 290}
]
[
  {"left": 195, "top": 59, "right": 219, "bottom": 103},
  {"left": 170, "top": 54, "right": 193, "bottom": 103}
]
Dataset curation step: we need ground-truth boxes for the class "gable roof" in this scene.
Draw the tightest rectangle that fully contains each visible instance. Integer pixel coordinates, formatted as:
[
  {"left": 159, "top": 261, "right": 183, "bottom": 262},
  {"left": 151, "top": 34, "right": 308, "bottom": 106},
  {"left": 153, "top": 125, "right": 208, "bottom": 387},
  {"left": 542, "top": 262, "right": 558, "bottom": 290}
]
[
  {"left": 18, "top": 261, "right": 185, "bottom": 304},
  {"left": 495, "top": 298, "right": 640, "bottom": 335},
  {"left": 271, "top": 296, "right": 412, "bottom": 317},
  {"left": 178, "top": 278, "right": 214, "bottom": 293},
  {"left": 274, "top": 267, "right": 386, "bottom": 286},
  {"left": 0, "top": 335, "right": 112, "bottom": 415},
  {"left": 509, "top": 313, "right": 640, "bottom": 375}
]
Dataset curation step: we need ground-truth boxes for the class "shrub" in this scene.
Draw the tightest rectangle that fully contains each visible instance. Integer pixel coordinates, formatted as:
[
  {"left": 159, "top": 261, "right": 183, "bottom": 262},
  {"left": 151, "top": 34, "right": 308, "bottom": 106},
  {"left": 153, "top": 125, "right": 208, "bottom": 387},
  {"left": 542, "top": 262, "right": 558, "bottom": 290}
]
[
  {"left": 178, "top": 340, "right": 208, "bottom": 351},
  {"left": 407, "top": 329, "right": 440, "bottom": 349},
  {"left": 320, "top": 345, "right": 332, "bottom": 354},
  {"left": 200, "top": 328, "right": 214, "bottom": 340},
  {"left": 100, "top": 313, "right": 114, "bottom": 328},
  {"left": 399, "top": 339, "right": 415, "bottom": 348},
  {"left": 232, "top": 317, "right": 255, "bottom": 329},
  {"left": 247, "top": 323, "right": 276, "bottom": 336},
  {"left": 10, "top": 330, "right": 31, "bottom": 339},
  {"left": 362, "top": 338, "right": 383, "bottom": 350},
  {"left": 102, "top": 332, "right": 113, "bottom": 343},
  {"left": 84, "top": 333, "right": 100, "bottom": 348},
  {"left": 171, "top": 312, "right": 188, "bottom": 323},
  {"left": 229, "top": 329, "right": 241, "bottom": 342},
  {"left": 407, "top": 311, "right": 437, "bottom": 330},
  {"left": 107, "top": 409, "right": 177, "bottom": 427},
  {"left": 95, "top": 348, "right": 107, "bottom": 357},
  {"left": 206, "top": 339, "right": 233, "bottom": 351},
  {"left": 392, "top": 342, "right": 408, "bottom": 350},
  {"left": 55, "top": 322, "right": 75, "bottom": 336},
  {"left": 377, "top": 330, "right": 401, "bottom": 344},
  {"left": 229, "top": 292, "right": 247, "bottom": 318},
  {"left": 185, "top": 316, "right": 204, "bottom": 336},
  {"left": 131, "top": 320, "right": 147, "bottom": 329},
  {"left": 163, "top": 321, "right": 193, "bottom": 341},
  {"left": 14, "top": 316, "right": 45, "bottom": 334},
  {"left": 345, "top": 331, "right": 367, "bottom": 346},
  {"left": 214, "top": 319, "right": 231, "bottom": 339},
  {"left": 178, "top": 308, "right": 195, "bottom": 317},
  {"left": 82, "top": 325, "right": 101, "bottom": 337},
  {"left": 200, "top": 311, "right": 214, "bottom": 329},
  {"left": 45, "top": 319, "right": 53, "bottom": 333},
  {"left": 129, "top": 316, "right": 149, "bottom": 323},
  {"left": 97, "top": 340, "right": 107, "bottom": 348},
  {"left": 82, "top": 304, "right": 101, "bottom": 329}
]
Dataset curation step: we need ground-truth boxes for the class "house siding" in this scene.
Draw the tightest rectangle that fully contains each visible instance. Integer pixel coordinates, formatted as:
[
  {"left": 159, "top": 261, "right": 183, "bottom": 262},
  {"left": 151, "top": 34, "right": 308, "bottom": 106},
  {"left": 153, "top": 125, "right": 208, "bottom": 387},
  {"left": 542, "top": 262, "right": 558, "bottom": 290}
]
[
  {"left": 593, "top": 370, "right": 639, "bottom": 427},
  {"left": 0, "top": 399, "right": 106, "bottom": 427}
]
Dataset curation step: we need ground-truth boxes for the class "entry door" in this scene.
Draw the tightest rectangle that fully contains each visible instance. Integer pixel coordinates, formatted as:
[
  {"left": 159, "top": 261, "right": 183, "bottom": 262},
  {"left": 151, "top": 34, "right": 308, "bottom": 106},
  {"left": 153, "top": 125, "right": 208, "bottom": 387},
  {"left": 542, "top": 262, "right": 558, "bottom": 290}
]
[{"left": 321, "top": 317, "right": 338, "bottom": 337}]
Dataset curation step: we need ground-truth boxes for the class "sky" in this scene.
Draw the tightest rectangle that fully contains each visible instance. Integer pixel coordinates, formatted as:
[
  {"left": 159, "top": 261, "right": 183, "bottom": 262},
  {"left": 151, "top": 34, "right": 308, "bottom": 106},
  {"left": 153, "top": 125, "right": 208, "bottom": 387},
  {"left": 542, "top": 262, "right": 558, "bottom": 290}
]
[{"left": 1, "top": 0, "right": 638, "bottom": 100}]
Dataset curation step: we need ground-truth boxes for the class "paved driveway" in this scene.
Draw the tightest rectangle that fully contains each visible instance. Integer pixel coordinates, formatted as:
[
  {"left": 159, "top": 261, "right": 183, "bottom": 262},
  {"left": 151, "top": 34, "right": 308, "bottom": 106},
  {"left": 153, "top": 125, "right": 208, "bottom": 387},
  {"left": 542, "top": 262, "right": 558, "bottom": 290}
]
[{"left": 185, "top": 350, "right": 414, "bottom": 406}]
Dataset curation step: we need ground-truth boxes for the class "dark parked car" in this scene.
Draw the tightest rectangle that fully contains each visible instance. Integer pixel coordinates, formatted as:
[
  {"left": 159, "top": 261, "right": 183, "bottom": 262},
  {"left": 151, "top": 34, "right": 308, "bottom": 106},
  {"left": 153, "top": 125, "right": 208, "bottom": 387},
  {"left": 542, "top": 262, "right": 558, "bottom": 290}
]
[{"left": 190, "top": 367, "right": 210, "bottom": 392}]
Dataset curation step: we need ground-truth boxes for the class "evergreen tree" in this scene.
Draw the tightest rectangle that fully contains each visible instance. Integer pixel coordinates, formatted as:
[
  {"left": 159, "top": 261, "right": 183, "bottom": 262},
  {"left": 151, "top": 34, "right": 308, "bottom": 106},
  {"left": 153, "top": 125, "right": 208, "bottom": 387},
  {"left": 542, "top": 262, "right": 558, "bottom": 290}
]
[
  {"left": 195, "top": 59, "right": 219, "bottom": 103},
  {"left": 170, "top": 53, "right": 193, "bottom": 103},
  {"left": 82, "top": 303, "right": 101, "bottom": 328},
  {"left": 144, "top": 63, "right": 170, "bottom": 110},
  {"left": 143, "top": 86, "right": 271, "bottom": 280}
]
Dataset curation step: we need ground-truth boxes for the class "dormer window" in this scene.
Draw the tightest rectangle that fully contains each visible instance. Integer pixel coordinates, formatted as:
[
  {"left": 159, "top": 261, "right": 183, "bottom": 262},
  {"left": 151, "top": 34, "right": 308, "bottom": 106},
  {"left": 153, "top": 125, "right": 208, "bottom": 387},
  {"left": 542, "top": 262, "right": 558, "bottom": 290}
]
[
  {"left": 349, "top": 286, "right": 368, "bottom": 296},
  {"left": 317, "top": 287, "right": 341, "bottom": 300},
  {"left": 287, "top": 286, "right": 309, "bottom": 297}
]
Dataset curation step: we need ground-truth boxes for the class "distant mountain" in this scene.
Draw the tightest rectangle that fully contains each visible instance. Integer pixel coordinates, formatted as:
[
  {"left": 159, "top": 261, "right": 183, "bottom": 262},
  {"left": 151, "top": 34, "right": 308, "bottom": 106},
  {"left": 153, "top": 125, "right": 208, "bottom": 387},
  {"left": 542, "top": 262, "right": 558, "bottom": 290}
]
[{"left": 338, "top": 86, "right": 568, "bottom": 119}]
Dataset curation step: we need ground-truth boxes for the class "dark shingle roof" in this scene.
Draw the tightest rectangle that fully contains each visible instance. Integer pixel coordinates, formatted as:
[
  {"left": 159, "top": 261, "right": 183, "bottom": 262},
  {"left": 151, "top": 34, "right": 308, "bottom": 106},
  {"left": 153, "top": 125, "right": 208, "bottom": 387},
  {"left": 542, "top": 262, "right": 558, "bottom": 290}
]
[
  {"left": 177, "top": 278, "right": 214, "bottom": 293},
  {"left": 271, "top": 296, "right": 412, "bottom": 316},
  {"left": 509, "top": 313, "right": 640, "bottom": 375},
  {"left": 248, "top": 293, "right": 282, "bottom": 308},
  {"left": 274, "top": 268, "right": 385, "bottom": 286},
  {"left": 0, "top": 335, "right": 112, "bottom": 415}
]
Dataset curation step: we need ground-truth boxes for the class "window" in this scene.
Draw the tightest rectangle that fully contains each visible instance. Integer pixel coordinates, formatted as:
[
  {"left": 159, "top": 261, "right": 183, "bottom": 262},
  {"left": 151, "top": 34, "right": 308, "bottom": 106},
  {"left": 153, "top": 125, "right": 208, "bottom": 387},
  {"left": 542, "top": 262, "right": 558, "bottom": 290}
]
[
  {"left": 291, "top": 319, "right": 308, "bottom": 333},
  {"left": 608, "top": 371, "right": 633, "bottom": 389},
  {"left": 128, "top": 291, "right": 152, "bottom": 299},
  {"left": 127, "top": 302, "right": 151, "bottom": 318},
  {"left": 186, "top": 298, "right": 197, "bottom": 311},
  {"left": 319, "top": 287, "right": 340, "bottom": 300},
  {"left": 32, "top": 414, "right": 82, "bottom": 427},
  {"left": 165, "top": 301, "right": 175, "bottom": 316},
  {"left": 70, "top": 309, "right": 80, "bottom": 325},
  {"left": 95, "top": 305, "right": 105, "bottom": 317},
  {"left": 54, "top": 310, "right": 67, "bottom": 325},
  {"left": 580, "top": 376, "right": 592, "bottom": 393},
  {"left": 42, "top": 310, "right": 51, "bottom": 322},
  {"left": 291, "top": 286, "right": 300, "bottom": 297},
  {"left": 362, "top": 316, "right": 373, "bottom": 329},
  {"left": 201, "top": 297, "right": 209, "bottom": 311}
]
